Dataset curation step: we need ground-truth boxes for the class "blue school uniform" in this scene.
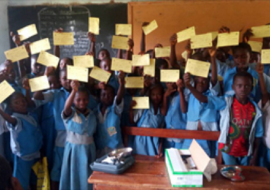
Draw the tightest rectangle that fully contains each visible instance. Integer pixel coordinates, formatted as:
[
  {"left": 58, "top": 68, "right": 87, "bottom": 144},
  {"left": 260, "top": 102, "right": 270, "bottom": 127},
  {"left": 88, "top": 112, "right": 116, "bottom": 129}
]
[
  {"left": 182, "top": 83, "right": 220, "bottom": 157},
  {"left": 88, "top": 93, "right": 99, "bottom": 110},
  {"left": 60, "top": 108, "right": 96, "bottom": 190},
  {"left": 264, "top": 64, "right": 270, "bottom": 76},
  {"left": 215, "top": 59, "right": 230, "bottom": 78},
  {"left": 108, "top": 75, "right": 119, "bottom": 92},
  {"left": 6, "top": 112, "right": 43, "bottom": 190},
  {"left": 205, "top": 95, "right": 263, "bottom": 165},
  {"left": 223, "top": 67, "right": 270, "bottom": 102},
  {"left": 40, "top": 102, "right": 56, "bottom": 171},
  {"left": 164, "top": 92, "right": 187, "bottom": 149},
  {"left": 39, "top": 87, "right": 70, "bottom": 181},
  {"left": 133, "top": 105, "right": 164, "bottom": 156},
  {"left": 95, "top": 97, "right": 124, "bottom": 158}
]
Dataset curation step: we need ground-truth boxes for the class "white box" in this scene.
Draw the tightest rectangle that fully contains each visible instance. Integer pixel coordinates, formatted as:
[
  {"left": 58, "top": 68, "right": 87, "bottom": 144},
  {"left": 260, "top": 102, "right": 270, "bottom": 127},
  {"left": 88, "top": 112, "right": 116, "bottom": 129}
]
[{"left": 165, "top": 139, "right": 214, "bottom": 187}]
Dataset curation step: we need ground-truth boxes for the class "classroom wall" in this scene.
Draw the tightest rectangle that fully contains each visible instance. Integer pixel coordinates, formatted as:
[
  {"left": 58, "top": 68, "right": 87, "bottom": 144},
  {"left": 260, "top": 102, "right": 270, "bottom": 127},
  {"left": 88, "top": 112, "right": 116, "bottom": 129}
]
[
  {"left": 128, "top": 0, "right": 270, "bottom": 59},
  {"left": 0, "top": 0, "right": 162, "bottom": 63}
]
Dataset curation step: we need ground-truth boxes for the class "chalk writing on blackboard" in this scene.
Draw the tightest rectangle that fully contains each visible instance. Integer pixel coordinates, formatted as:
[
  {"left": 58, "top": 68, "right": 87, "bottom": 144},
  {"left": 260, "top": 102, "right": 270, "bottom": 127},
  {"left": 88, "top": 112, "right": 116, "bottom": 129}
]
[{"left": 38, "top": 6, "right": 90, "bottom": 58}]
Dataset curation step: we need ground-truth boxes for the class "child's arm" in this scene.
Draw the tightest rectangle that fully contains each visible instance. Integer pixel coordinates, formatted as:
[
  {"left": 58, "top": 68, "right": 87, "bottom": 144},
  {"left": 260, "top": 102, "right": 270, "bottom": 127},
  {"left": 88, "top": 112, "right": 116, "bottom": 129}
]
[
  {"left": 256, "top": 63, "right": 269, "bottom": 107},
  {"left": 185, "top": 40, "right": 193, "bottom": 60},
  {"left": 129, "top": 100, "right": 137, "bottom": 124},
  {"left": 88, "top": 32, "right": 96, "bottom": 58},
  {"left": 116, "top": 71, "right": 125, "bottom": 105},
  {"left": 63, "top": 80, "right": 79, "bottom": 117},
  {"left": 249, "top": 137, "right": 260, "bottom": 166},
  {"left": 117, "top": 49, "right": 123, "bottom": 59},
  {"left": 0, "top": 108, "right": 17, "bottom": 126},
  {"left": 184, "top": 73, "right": 208, "bottom": 103},
  {"left": 22, "top": 78, "right": 35, "bottom": 107},
  {"left": 140, "top": 22, "right": 148, "bottom": 54},
  {"left": 125, "top": 39, "right": 134, "bottom": 60},
  {"left": 208, "top": 45, "right": 218, "bottom": 86},
  {"left": 160, "top": 86, "right": 176, "bottom": 116},
  {"left": 176, "top": 79, "right": 188, "bottom": 113},
  {"left": 139, "top": 75, "right": 151, "bottom": 96},
  {"left": 54, "top": 28, "right": 63, "bottom": 58},
  {"left": 170, "top": 34, "right": 180, "bottom": 69},
  {"left": 242, "top": 28, "right": 253, "bottom": 43}
]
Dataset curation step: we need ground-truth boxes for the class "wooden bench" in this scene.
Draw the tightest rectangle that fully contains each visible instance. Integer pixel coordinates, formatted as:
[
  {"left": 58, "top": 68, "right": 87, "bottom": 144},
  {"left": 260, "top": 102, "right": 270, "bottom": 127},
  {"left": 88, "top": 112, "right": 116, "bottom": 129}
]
[{"left": 122, "top": 127, "right": 222, "bottom": 164}]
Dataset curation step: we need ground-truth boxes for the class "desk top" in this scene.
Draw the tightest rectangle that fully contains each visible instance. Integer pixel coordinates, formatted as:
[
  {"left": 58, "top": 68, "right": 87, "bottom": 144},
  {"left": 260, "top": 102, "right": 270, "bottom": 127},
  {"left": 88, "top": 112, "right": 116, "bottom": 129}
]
[{"left": 88, "top": 155, "right": 270, "bottom": 190}]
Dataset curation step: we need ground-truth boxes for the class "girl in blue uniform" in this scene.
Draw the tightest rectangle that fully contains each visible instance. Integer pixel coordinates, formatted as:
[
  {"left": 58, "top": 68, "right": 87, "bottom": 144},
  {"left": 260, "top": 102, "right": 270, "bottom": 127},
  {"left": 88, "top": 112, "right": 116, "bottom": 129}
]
[
  {"left": 180, "top": 49, "right": 220, "bottom": 157},
  {"left": 95, "top": 71, "right": 125, "bottom": 158},
  {"left": 60, "top": 81, "right": 97, "bottom": 190},
  {"left": 40, "top": 73, "right": 61, "bottom": 172},
  {"left": 0, "top": 88, "right": 43, "bottom": 190},
  {"left": 162, "top": 80, "right": 187, "bottom": 149},
  {"left": 129, "top": 84, "right": 165, "bottom": 157}
]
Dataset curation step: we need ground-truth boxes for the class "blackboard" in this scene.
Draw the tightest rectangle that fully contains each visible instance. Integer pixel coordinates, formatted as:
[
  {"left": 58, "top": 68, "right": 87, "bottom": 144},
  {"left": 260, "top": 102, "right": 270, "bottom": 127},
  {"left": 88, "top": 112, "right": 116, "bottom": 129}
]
[{"left": 8, "top": 4, "right": 127, "bottom": 58}]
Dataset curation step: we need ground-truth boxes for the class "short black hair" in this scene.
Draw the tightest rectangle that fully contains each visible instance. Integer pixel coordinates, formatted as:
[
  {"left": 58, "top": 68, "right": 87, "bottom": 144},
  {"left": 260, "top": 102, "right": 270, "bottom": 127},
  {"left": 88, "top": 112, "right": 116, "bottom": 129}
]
[
  {"left": 99, "top": 84, "right": 115, "bottom": 97},
  {"left": 77, "top": 86, "right": 90, "bottom": 97},
  {"left": 191, "top": 52, "right": 205, "bottom": 61},
  {"left": 233, "top": 71, "right": 253, "bottom": 84},
  {"left": 150, "top": 83, "right": 164, "bottom": 95},
  {"left": 155, "top": 58, "right": 168, "bottom": 69},
  {"left": 6, "top": 92, "right": 24, "bottom": 106},
  {"left": 0, "top": 156, "right": 13, "bottom": 190},
  {"left": 232, "top": 42, "right": 252, "bottom": 55}
]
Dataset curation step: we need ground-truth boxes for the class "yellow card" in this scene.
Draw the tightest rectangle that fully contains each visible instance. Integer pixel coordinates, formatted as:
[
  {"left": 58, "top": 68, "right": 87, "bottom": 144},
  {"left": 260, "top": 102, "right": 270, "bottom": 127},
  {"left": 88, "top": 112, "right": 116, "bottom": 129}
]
[
  {"left": 73, "top": 55, "right": 94, "bottom": 68},
  {"left": 0, "top": 80, "right": 15, "bottom": 104},
  {"left": 29, "top": 76, "right": 50, "bottom": 92},
  {"left": 251, "top": 25, "right": 270, "bottom": 38},
  {"left": 217, "top": 32, "right": 239, "bottom": 47},
  {"left": 248, "top": 41, "right": 262, "bottom": 53},
  {"left": 89, "top": 66, "right": 111, "bottom": 83},
  {"left": 4, "top": 45, "right": 29, "bottom": 63},
  {"left": 37, "top": 51, "right": 59, "bottom": 68},
  {"left": 111, "top": 58, "right": 132, "bottom": 73},
  {"left": 132, "top": 54, "right": 150, "bottom": 66},
  {"left": 191, "top": 33, "right": 212, "bottom": 49},
  {"left": 53, "top": 32, "right": 74, "bottom": 46},
  {"left": 89, "top": 17, "right": 99, "bottom": 35},
  {"left": 142, "top": 20, "right": 158, "bottom": 35},
  {"left": 67, "top": 65, "right": 89, "bottom": 83},
  {"left": 160, "top": 69, "right": 180, "bottom": 82},
  {"left": 111, "top": 35, "right": 129, "bottom": 50},
  {"left": 155, "top": 46, "right": 171, "bottom": 58},
  {"left": 210, "top": 31, "right": 218, "bottom": 40},
  {"left": 125, "top": 77, "right": 144, "bottom": 89},
  {"left": 218, "top": 75, "right": 223, "bottom": 82},
  {"left": 144, "top": 59, "right": 155, "bottom": 77},
  {"left": 132, "top": 97, "right": 149, "bottom": 109},
  {"left": 261, "top": 49, "right": 270, "bottom": 64},
  {"left": 115, "top": 24, "right": 132, "bottom": 36},
  {"left": 17, "top": 24, "right": 38, "bottom": 41},
  {"left": 181, "top": 51, "right": 188, "bottom": 61},
  {"left": 185, "top": 59, "right": 210, "bottom": 78},
  {"left": 30, "top": 38, "right": 51, "bottom": 55},
  {"left": 177, "top": 26, "right": 196, "bottom": 43}
]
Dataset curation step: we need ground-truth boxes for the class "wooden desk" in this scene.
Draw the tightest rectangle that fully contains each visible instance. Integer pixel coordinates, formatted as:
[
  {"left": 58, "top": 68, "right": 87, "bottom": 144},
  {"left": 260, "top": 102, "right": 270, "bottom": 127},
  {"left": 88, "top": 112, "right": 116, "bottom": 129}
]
[{"left": 88, "top": 155, "right": 270, "bottom": 190}]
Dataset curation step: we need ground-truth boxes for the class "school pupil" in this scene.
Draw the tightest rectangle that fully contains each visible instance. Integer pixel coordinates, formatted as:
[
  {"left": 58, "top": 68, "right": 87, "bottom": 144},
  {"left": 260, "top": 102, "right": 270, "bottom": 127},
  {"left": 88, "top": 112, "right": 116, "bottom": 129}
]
[
  {"left": 203, "top": 72, "right": 263, "bottom": 166},
  {"left": 99, "top": 58, "right": 119, "bottom": 91},
  {"left": 0, "top": 80, "right": 43, "bottom": 190},
  {"left": 33, "top": 68, "right": 72, "bottom": 189},
  {"left": 94, "top": 71, "right": 125, "bottom": 158},
  {"left": 162, "top": 79, "right": 187, "bottom": 149},
  {"left": 256, "top": 63, "right": 270, "bottom": 169},
  {"left": 60, "top": 81, "right": 96, "bottom": 190},
  {"left": 129, "top": 83, "right": 165, "bottom": 157},
  {"left": 180, "top": 46, "right": 220, "bottom": 157},
  {"left": 223, "top": 40, "right": 270, "bottom": 102}
]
